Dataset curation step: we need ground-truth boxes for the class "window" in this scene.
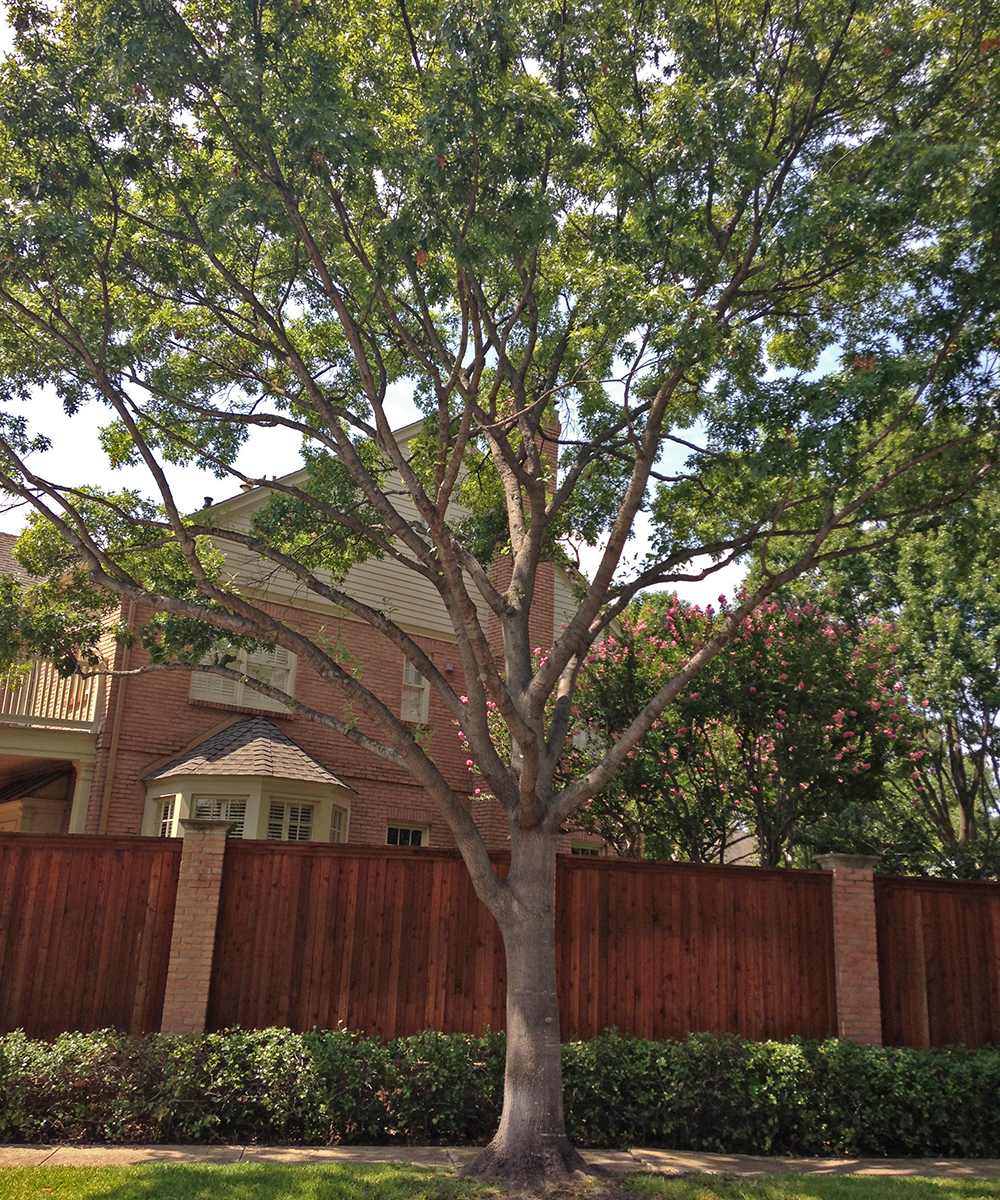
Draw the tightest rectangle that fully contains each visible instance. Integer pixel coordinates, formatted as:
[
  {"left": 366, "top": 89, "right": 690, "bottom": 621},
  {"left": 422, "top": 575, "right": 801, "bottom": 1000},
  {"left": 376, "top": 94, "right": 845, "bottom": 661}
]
[
  {"left": 193, "top": 795, "right": 247, "bottom": 838},
  {"left": 158, "top": 797, "right": 177, "bottom": 837},
  {"left": 267, "top": 801, "right": 314, "bottom": 842},
  {"left": 189, "top": 645, "right": 296, "bottom": 714},
  {"left": 571, "top": 843, "right": 603, "bottom": 857},
  {"left": 330, "top": 806, "right": 348, "bottom": 844},
  {"left": 387, "top": 823, "right": 426, "bottom": 847},
  {"left": 400, "top": 658, "right": 429, "bottom": 723}
]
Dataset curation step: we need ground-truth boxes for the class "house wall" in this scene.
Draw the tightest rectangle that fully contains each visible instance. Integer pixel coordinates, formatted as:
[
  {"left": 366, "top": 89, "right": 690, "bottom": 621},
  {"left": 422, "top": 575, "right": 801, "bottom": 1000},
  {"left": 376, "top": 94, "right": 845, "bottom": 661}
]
[{"left": 85, "top": 597, "right": 496, "bottom": 848}]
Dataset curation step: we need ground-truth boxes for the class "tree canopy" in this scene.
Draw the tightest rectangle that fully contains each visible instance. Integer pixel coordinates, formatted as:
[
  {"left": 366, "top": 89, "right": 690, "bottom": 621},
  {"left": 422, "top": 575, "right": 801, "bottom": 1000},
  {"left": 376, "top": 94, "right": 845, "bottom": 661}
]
[
  {"left": 570, "top": 591, "right": 912, "bottom": 867},
  {"left": 0, "top": 0, "right": 999, "bottom": 1184},
  {"left": 806, "top": 487, "right": 1000, "bottom": 877}
]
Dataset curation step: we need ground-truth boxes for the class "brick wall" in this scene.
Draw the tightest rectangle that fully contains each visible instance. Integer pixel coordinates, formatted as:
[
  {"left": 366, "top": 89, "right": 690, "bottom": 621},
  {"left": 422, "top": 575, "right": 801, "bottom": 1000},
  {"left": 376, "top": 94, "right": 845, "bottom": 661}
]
[{"left": 86, "top": 600, "right": 504, "bottom": 847}]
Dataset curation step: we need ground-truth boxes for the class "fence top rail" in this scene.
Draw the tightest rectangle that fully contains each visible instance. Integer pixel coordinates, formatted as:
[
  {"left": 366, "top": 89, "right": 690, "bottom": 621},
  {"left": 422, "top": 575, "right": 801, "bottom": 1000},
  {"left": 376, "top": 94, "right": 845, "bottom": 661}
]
[
  {"left": 874, "top": 872, "right": 1000, "bottom": 896},
  {"left": 0, "top": 831, "right": 184, "bottom": 854},
  {"left": 217, "top": 838, "right": 832, "bottom": 881}
]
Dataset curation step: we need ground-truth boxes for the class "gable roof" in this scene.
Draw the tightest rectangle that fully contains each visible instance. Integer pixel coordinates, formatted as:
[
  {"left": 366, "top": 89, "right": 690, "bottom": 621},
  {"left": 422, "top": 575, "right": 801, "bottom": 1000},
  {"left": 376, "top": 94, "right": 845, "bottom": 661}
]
[{"left": 144, "top": 716, "right": 352, "bottom": 789}]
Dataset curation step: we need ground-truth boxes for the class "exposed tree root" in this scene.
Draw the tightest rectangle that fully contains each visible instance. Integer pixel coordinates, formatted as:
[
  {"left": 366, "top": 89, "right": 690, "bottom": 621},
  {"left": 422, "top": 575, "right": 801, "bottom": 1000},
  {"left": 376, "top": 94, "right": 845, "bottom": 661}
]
[{"left": 460, "top": 1139, "right": 591, "bottom": 1195}]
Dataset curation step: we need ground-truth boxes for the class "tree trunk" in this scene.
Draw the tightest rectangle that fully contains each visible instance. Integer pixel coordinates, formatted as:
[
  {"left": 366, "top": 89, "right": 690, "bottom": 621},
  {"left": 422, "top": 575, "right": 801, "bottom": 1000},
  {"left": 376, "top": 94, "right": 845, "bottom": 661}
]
[{"left": 462, "top": 828, "right": 588, "bottom": 1191}]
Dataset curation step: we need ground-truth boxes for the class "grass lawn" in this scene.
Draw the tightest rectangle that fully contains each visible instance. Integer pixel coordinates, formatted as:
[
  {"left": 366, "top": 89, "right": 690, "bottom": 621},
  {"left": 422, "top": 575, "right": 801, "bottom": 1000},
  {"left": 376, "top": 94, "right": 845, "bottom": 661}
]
[
  {"left": 0, "top": 1166, "right": 999, "bottom": 1200},
  {"left": 0, "top": 1163, "right": 495, "bottom": 1200},
  {"left": 631, "top": 1176, "right": 1000, "bottom": 1200}
]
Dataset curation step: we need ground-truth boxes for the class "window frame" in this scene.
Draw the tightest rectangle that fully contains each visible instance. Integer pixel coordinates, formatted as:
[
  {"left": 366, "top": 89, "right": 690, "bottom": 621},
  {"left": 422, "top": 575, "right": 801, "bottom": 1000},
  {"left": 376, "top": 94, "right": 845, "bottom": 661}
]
[
  {"left": 266, "top": 798, "right": 315, "bottom": 842},
  {"left": 400, "top": 657, "right": 430, "bottom": 724},
  {"left": 189, "top": 645, "right": 297, "bottom": 714},
  {"left": 386, "top": 822, "right": 428, "bottom": 848},
  {"left": 192, "top": 793, "right": 249, "bottom": 838}
]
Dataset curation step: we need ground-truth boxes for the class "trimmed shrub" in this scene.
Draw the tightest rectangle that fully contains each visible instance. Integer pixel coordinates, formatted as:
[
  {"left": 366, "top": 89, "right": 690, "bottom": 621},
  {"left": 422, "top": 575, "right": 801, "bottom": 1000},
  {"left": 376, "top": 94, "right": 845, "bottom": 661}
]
[{"left": 1, "top": 1027, "right": 998, "bottom": 1155}]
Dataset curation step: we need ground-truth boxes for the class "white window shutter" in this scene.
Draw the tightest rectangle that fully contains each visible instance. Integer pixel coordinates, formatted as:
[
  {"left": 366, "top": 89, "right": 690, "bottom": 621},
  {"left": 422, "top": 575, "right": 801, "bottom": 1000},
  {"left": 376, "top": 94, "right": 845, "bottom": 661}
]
[
  {"left": 159, "top": 798, "right": 176, "bottom": 837},
  {"left": 193, "top": 796, "right": 246, "bottom": 838},
  {"left": 266, "top": 800, "right": 313, "bottom": 842},
  {"left": 243, "top": 646, "right": 295, "bottom": 710},
  {"left": 189, "top": 669, "right": 239, "bottom": 703},
  {"left": 401, "top": 657, "right": 429, "bottom": 722}
]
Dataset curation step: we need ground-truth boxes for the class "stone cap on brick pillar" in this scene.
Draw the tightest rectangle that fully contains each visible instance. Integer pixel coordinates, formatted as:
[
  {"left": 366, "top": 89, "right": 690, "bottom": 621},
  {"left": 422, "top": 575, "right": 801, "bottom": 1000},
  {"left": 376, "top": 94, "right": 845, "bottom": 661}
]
[
  {"left": 178, "top": 818, "right": 237, "bottom": 835},
  {"left": 815, "top": 853, "right": 880, "bottom": 871}
]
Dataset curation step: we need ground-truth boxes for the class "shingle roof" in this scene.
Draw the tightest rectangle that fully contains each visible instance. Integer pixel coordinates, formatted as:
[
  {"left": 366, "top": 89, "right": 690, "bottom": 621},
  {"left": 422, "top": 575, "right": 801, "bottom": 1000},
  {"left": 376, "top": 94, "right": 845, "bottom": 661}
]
[
  {"left": 144, "top": 717, "right": 351, "bottom": 789},
  {"left": 0, "top": 531, "right": 38, "bottom": 586}
]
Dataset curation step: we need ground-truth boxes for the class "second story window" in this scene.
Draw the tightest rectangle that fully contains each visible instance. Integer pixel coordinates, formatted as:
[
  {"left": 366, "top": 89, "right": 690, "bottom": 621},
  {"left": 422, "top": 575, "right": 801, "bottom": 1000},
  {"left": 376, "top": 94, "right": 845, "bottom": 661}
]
[
  {"left": 189, "top": 645, "right": 297, "bottom": 714},
  {"left": 400, "top": 658, "right": 429, "bottom": 723}
]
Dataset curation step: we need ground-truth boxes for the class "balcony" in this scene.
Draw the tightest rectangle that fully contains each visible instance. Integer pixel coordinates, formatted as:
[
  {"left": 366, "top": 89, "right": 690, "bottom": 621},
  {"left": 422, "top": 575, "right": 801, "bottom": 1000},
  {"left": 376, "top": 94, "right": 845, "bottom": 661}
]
[{"left": 0, "top": 660, "right": 104, "bottom": 732}]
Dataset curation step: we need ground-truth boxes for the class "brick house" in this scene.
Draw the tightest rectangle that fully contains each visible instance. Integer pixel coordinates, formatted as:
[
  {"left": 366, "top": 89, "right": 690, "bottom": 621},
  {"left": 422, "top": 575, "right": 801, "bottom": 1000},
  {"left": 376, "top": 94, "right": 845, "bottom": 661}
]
[{"left": 0, "top": 424, "right": 603, "bottom": 855}]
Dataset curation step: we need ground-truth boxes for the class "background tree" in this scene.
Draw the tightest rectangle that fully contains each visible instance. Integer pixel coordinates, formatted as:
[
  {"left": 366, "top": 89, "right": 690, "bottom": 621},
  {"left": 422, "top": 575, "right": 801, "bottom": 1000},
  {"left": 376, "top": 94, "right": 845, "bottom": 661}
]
[
  {"left": 808, "top": 489, "right": 1000, "bottom": 877},
  {"left": 572, "top": 592, "right": 911, "bottom": 867},
  {"left": 0, "top": 0, "right": 999, "bottom": 1186}
]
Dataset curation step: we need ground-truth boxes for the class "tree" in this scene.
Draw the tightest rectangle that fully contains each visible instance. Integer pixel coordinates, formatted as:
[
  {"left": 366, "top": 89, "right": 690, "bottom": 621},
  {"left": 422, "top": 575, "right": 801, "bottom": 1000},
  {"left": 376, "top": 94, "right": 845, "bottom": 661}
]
[
  {"left": 1, "top": 0, "right": 999, "bottom": 1186},
  {"left": 572, "top": 592, "right": 910, "bottom": 867},
  {"left": 812, "top": 489, "right": 1000, "bottom": 877}
]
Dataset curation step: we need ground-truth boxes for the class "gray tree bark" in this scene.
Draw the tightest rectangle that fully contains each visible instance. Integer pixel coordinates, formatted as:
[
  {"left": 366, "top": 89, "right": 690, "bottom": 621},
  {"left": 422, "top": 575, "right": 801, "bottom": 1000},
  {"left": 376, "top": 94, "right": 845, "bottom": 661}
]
[{"left": 462, "top": 828, "right": 588, "bottom": 1189}]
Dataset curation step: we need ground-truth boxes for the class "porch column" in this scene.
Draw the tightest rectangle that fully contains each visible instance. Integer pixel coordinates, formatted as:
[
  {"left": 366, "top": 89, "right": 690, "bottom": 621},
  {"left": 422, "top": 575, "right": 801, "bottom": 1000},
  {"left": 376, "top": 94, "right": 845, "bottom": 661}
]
[
  {"left": 68, "top": 760, "right": 95, "bottom": 834},
  {"left": 816, "top": 852, "right": 883, "bottom": 1046},
  {"left": 160, "top": 819, "right": 233, "bottom": 1035}
]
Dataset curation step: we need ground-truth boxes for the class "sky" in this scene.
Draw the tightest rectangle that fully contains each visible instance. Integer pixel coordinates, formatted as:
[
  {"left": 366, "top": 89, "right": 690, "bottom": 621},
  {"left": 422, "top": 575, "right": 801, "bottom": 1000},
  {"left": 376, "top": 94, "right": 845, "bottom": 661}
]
[{"left": 0, "top": 4, "right": 743, "bottom": 606}]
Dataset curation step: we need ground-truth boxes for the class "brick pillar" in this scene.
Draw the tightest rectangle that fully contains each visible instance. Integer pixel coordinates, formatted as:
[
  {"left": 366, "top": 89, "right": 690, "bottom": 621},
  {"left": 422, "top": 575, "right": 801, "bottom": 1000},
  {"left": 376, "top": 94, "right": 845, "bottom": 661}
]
[
  {"left": 816, "top": 853, "right": 883, "bottom": 1046},
  {"left": 160, "top": 819, "right": 233, "bottom": 1035}
]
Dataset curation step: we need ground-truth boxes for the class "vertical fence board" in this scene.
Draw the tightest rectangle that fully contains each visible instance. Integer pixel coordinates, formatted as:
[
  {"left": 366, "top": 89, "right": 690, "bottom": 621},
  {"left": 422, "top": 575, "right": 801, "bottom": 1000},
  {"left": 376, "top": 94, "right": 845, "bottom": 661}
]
[
  {"left": 876, "top": 875, "right": 1000, "bottom": 1048},
  {"left": 206, "top": 847, "right": 842, "bottom": 1043},
  {"left": 0, "top": 834, "right": 180, "bottom": 1037}
]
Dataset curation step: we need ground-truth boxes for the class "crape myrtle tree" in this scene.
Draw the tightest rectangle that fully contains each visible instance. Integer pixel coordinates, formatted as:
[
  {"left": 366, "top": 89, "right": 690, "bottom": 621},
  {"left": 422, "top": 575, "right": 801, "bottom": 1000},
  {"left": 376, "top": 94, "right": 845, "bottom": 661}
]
[
  {"left": 0, "top": 0, "right": 999, "bottom": 1185},
  {"left": 570, "top": 592, "right": 911, "bottom": 867}
]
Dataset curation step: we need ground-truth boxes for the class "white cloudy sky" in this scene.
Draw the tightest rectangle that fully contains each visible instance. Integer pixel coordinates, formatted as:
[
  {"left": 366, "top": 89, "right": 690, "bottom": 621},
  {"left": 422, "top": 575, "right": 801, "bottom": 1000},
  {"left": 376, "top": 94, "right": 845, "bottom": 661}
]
[{"left": 0, "top": 6, "right": 743, "bottom": 605}]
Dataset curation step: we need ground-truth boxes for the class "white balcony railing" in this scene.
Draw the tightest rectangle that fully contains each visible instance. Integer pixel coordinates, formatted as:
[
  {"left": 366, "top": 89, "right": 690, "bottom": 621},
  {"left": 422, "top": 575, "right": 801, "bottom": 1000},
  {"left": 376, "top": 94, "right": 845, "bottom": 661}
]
[{"left": 0, "top": 659, "right": 103, "bottom": 731}]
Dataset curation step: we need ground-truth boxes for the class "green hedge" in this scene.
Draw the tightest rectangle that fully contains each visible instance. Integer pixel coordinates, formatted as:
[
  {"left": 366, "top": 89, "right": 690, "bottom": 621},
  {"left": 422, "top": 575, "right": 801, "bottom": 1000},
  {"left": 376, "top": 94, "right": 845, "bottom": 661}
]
[{"left": 1, "top": 1028, "right": 998, "bottom": 1156}]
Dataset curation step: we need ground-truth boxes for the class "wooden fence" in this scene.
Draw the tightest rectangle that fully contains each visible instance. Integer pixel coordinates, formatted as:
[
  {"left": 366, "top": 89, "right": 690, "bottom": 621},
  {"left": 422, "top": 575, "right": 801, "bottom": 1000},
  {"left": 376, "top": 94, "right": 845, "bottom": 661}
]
[
  {"left": 554, "top": 856, "right": 836, "bottom": 1042},
  {"left": 207, "top": 844, "right": 836, "bottom": 1041},
  {"left": 2, "top": 831, "right": 998, "bottom": 1048},
  {"left": 0, "top": 834, "right": 180, "bottom": 1037},
  {"left": 875, "top": 874, "right": 1000, "bottom": 1048}
]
